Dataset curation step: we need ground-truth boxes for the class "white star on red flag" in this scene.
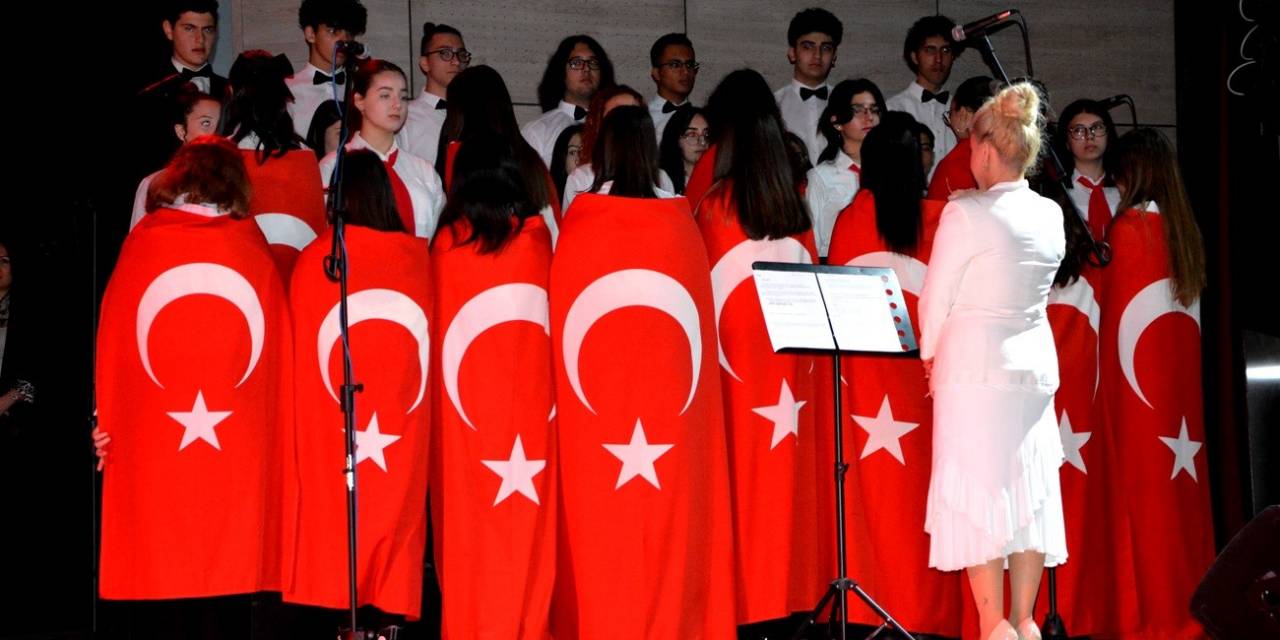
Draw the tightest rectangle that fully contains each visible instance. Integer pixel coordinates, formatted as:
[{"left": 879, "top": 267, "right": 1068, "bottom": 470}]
[
  {"left": 482, "top": 434, "right": 547, "bottom": 506},
  {"left": 851, "top": 395, "right": 919, "bottom": 465},
  {"left": 602, "top": 419, "right": 673, "bottom": 490},
  {"left": 751, "top": 378, "right": 807, "bottom": 449},
  {"left": 168, "top": 390, "right": 231, "bottom": 451},
  {"left": 1058, "top": 411, "right": 1092, "bottom": 474},
  {"left": 1158, "top": 417, "right": 1201, "bottom": 482},
  {"left": 353, "top": 413, "right": 401, "bottom": 472}
]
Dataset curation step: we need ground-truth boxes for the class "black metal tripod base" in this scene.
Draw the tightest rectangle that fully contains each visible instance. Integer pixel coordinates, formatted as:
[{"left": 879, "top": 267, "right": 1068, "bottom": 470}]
[
  {"left": 1041, "top": 612, "right": 1068, "bottom": 640},
  {"left": 789, "top": 578, "right": 917, "bottom": 640},
  {"left": 339, "top": 625, "right": 400, "bottom": 640}
]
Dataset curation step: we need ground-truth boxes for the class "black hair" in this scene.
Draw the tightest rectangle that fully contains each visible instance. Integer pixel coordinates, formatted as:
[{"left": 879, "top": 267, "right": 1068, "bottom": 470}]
[
  {"left": 226, "top": 50, "right": 304, "bottom": 163},
  {"left": 589, "top": 106, "right": 660, "bottom": 198},
  {"left": 784, "top": 131, "right": 813, "bottom": 182},
  {"left": 305, "top": 99, "right": 343, "bottom": 159},
  {"left": 816, "top": 78, "right": 886, "bottom": 164},
  {"left": 536, "top": 35, "right": 616, "bottom": 112},
  {"left": 902, "top": 15, "right": 960, "bottom": 73},
  {"left": 861, "top": 112, "right": 925, "bottom": 254},
  {"left": 658, "top": 107, "right": 704, "bottom": 195},
  {"left": 437, "top": 133, "right": 535, "bottom": 254},
  {"left": 171, "top": 83, "right": 221, "bottom": 127},
  {"left": 297, "top": 0, "right": 367, "bottom": 34},
  {"left": 1056, "top": 98, "right": 1120, "bottom": 181},
  {"left": 649, "top": 33, "right": 694, "bottom": 67},
  {"left": 419, "top": 22, "right": 463, "bottom": 56},
  {"left": 339, "top": 149, "right": 405, "bottom": 232},
  {"left": 953, "top": 75, "right": 997, "bottom": 112},
  {"left": 705, "top": 69, "right": 811, "bottom": 240},
  {"left": 550, "top": 124, "right": 583, "bottom": 199},
  {"left": 165, "top": 0, "right": 219, "bottom": 25},
  {"left": 436, "top": 65, "right": 554, "bottom": 213},
  {"left": 787, "top": 8, "right": 843, "bottom": 47}
]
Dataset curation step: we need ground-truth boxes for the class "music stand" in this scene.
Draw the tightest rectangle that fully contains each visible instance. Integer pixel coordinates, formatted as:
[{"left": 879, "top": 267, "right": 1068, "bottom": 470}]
[{"left": 750, "top": 262, "right": 919, "bottom": 640}]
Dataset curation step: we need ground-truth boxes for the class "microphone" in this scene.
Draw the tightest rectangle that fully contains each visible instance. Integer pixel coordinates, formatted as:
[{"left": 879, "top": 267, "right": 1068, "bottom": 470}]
[
  {"left": 951, "top": 10, "right": 1020, "bottom": 42},
  {"left": 336, "top": 40, "right": 370, "bottom": 59},
  {"left": 1098, "top": 94, "right": 1131, "bottom": 110}
]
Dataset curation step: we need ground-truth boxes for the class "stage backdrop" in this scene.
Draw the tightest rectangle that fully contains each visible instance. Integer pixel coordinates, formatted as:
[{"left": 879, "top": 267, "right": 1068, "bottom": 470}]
[{"left": 230, "top": 0, "right": 1176, "bottom": 141}]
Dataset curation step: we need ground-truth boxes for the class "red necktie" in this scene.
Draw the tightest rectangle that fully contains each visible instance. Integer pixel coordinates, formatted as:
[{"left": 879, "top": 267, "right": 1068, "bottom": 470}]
[
  {"left": 848, "top": 162, "right": 861, "bottom": 177},
  {"left": 1077, "top": 176, "right": 1112, "bottom": 241},
  {"left": 385, "top": 150, "right": 416, "bottom": 235}
]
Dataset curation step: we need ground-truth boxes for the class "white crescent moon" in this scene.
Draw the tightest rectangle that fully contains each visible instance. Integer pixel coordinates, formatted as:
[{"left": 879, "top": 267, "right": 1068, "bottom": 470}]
[
  {"left": 1117, "top": 278, "right": 1200, "bottom": 408},
  {"left": 255, "top": 213, "right": 319, "bottom": 251},
  {"left": 318, "top": 288, "right": 430, "bottom": 413},
  {"left": 538, "top": 205, "right": 559, "bottom": 249},
  {"left": 1048, "top": 276, "right": 1102, "bottom": 398},
  {"left": 441, "top": 283, "right": 550, "bottom": 430},
  {"left": 562, "top": 269, "right": 702, "bottom": 415},
  {"left": 710, "top": 237, "right": 811, "bottom": 381},
  {"left": 845, "top": 251, "right": 927, "bottom": 296},
  {"left": 137, "top": 262, "right": 266, "bottom": 389}
]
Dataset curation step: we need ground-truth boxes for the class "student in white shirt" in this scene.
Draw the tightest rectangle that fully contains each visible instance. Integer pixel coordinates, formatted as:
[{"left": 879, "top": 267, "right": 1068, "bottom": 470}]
[
  {"left": 285, "top": 0, "right": 368, "bottom": 140},
  {"left": 1057, "top": 99, "right": 1121, "bottom": 242},
  {"left": 398, "top": 22, "right": 468, "bottom": 165},
  {"left": 805, "top": 79, "right": 885, "bottom": 258},
  {"left": 319, "top": 60, "right": 445, "bottom": 239},
  {"left": 522, "top": 35, "right": 615, "bottom": 165},
  {"left": 774, "top": 8, "right": 843, "bottom": 166},
  {"left": 886, "top": 15, "right": 962, "bottom": 178},
  {"left": 646, "top": 33, "right": 699, "bottom": 142},
  {"left": 562, "top": 86, "right": 674, "bottom": 212}
]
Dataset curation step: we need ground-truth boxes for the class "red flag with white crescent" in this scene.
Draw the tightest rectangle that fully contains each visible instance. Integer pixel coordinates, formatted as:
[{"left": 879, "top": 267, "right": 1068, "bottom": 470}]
[
  {"left": 549, "top": 193, "right": 736, "bottom": 638},
  {"left": 694, "top": 184, "right": 823, "bottom": 623},
  {"left": 1097, "top": 207, "right": 1213, "bottom": 639},
  {"left": 430, "top": 215, "right": 556, "bottom": 639},
  {"left": 684, "top": 144, "right": 718, "bottom": 212},
  {"left": 825, "top": 191, "right": 962, "bottom": 635},
  {"left": 242, "top": 149, "right": 327, "bottom": 278},
  {"left": 283, "top": 225, "right": 432, "bottom": 618},
  {"left": 96, "top": 208, "right": 292, "bottom": 599},
  {"left": 1031, "top": 268, "right": 1142, "bottom": 635}
]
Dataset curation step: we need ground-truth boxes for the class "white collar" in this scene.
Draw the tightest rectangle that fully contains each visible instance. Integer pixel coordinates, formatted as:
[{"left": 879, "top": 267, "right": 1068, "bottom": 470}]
[
  {"left": 1071, "top": 168, "right": 1106, "bottom": 188},
  {"left": 987, "top": 179, "right": 1029, "bottom": 194},
  {"left": 171, "top": 58, "right": 210, "bottom": 74},
  {"left": 905, "top": 80, "right": 947, "bottom": 103},
  {"left": 419, "top": 89, "right": 445, "bottom": 107},
  {"left": 558, "top": 100, "right": 584, "bottom": 120},
  {"left": 168, "top": 200, "right": 228, "bottom": 217},
  {"left": 1140, "top": 200, "right": 1161, "bottom": 214},
  {"left": 349, "top": 131, "right": 400, "bottom": 162},
  {"left": 649, "top": 94, "right": 689, "bottom": 109},
  {"left": 790, "top": 78, "right": 831, "bottom": 96}
]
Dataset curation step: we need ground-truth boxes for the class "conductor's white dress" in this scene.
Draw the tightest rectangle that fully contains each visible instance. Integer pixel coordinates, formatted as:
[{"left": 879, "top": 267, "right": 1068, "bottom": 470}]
[{"left": 918, "top": 179, "right": 1069, "bottom": 571}]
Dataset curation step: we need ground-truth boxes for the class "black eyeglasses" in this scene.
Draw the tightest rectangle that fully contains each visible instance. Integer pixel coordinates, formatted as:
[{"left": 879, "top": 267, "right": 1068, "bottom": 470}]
[
  {"left": 680, "top": 130, "right": 710, "bottom": 144},
  {"left": 567, "top": 57, "right": 601, "bottom": 71},
  {"left": 1068, "top": 123, "right": 1108, "bottom": 140},
  {"left": 658, "top": 60, "right": 700, "bottom": 72},
  {"left": 851, "top": 104, "right": 881, "bottom": 117},
  {"left": 427, "top": 47, "right": 471, "bottom": 64}
]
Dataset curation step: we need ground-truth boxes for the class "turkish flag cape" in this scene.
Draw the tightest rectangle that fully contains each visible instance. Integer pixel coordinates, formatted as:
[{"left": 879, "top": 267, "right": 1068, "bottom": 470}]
[
  {"left": 97, "top": 208, "right": 292, "bottom": 599},
  {"left": 693, "top": 184, "right": 822, "bottom": 623},
  {"left": 1027, "top": 268, "right": 1142, "bottom": 635},
  {"left": 1098, "top": 207, "right": 1213, "bottom": 639},
  {"left": 283, "top": 225, "right": 433, "bottom": 618},
  {"left": 926, "top": 137, "right": 976, "bottom": 201},
  {"left": 429, "top": 216, "right": 556, "bottom": 639},
  {"left": 684, "top": 144, "right": 718, "bottom": 211},
  {"left": 549, "top": 193, "right": 736, "bottom": 638},
  {"left": 242, "top": 149, "right": 328, "bottom": 278},
  {"left": 825, "top": 191, "right": 962, "bottom": 635}
]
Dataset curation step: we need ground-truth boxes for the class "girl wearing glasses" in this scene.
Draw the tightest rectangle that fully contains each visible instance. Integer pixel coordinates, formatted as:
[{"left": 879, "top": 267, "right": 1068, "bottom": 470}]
[
  {"left": 400, "top": 22, "right": 467, "bottom": 164},
  {"left": 1058, "top": 99, "right": 1121, "bottom": 241},
  {"left": 657, "top": 106, "right": 708, "bottom": 195},
  {"left": 806, "top": 78, "right": 885, "bottom": 259},
  {"left": 927, "top": 75, "right": 996, "bottom": 200}
]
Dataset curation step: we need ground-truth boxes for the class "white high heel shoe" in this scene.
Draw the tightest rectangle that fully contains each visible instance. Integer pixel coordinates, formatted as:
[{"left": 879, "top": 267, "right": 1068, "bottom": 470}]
[
  {"left": 1014, "top": 617, "right": 1042, "bottom": 640},
  {"left": 988, "top": 619, "right": 1018, "bottom": 640}
]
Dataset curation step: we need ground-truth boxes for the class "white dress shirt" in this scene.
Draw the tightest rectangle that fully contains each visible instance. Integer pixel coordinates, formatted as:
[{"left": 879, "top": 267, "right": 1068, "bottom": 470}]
[
  {"left": 648, "top": 95, "right": 690, "bottom": 143},
  {"left": 129, "top": 171, "right": 162, "bottom": 231},
  {"left": 1065, "top": 169, "right": 1121, "bottom": 223},
  {"left": 887, "top": 81, "right": 957, "bottom": 181},
  {"left": 803, "top": 150, "right": 860, "bottom": 258},
  {"left": 775, "top": 79, "right": 832, "bottom": 167},
  {"left": 918, "top": 180, "right": 1066, "bottom": 389},
  {"left": 561, "top": 164, "right": 676, "bottom": 212},
  {"left": 521, "top": 101, "right": 584, "bottom": 166},
  {"left": 287, "top": 63, "right": 345, "bottom": 140},
  {"left": 398, "top": 89, "right": 447, "bottom": 165},
  {"left": 318, "top": 132, "right": 446, "bottom": 239}
]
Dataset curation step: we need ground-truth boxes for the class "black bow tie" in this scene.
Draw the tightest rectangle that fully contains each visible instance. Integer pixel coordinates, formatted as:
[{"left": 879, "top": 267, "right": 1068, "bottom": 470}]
[
  {"left": 313, "top": 70, "right": 346, "bottom": 85},
  {"left": 661, "top": 101, "right": 684, "bottom": 114},
  {"left": 921, "top": 89, "right": 949, "bottom": 104},
  {"left": 179, "top": 66, "right": 213, "bottom": 80},
  {"left": 435, "top": 99, "right": 448, "bottom": 110},
  {"left": 572, "top": 105, "right": 587, "bottom": 120},
  {"left": 799, "top": 86, "right": 828, "bottom": 101}
]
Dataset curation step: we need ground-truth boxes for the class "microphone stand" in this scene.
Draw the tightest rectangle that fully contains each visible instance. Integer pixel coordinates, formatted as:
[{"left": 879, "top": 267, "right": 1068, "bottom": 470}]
[
  {"left": 322, "top": 44, "right": 368, "bottom": 640},
  {"left": 967, "top": 27, "right": 1081, "bottom": 640}
]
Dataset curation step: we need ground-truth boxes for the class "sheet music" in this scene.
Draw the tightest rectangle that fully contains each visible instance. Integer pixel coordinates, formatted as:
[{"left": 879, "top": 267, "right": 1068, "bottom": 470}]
[
  {"left": 816, "top": 272, "right": 905, "bottom": 352},
  {"left": 750, "top": 268, "right": 837, "bottom": 351}
]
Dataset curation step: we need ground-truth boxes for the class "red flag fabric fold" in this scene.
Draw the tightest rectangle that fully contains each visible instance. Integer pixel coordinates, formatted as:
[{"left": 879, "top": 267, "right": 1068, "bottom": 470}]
[{"left": 242, "top": 149, "right": 327, "bottom": 278}]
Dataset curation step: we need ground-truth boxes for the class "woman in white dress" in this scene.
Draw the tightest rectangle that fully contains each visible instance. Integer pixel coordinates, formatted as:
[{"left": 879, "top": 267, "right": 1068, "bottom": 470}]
[{"left": 918, "top": 83, "right": 1067, "bottom": 640}]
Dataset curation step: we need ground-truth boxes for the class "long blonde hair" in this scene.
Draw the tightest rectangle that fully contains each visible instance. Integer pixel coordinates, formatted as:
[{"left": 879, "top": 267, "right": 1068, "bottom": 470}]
[
  {"left": 1114, "top": 128, "right": 1206, "bottom": 307},
  {"left": 970, "top": 82, "right": 1043, "bottom": 175}
]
